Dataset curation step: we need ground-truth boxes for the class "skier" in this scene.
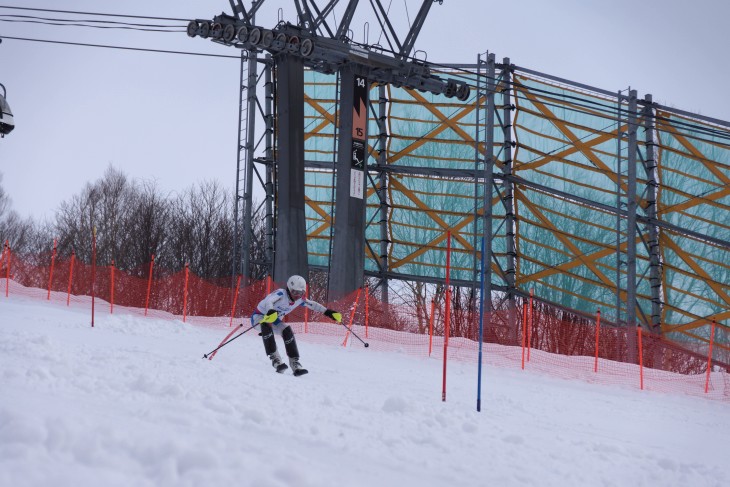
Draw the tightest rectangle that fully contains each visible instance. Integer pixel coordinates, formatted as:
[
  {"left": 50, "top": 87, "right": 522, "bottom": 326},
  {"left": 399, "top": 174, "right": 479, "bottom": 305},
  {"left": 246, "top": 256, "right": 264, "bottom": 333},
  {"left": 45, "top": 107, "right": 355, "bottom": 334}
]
[{"left": 251, "top": 275, "right": 342, "bottom": 376}]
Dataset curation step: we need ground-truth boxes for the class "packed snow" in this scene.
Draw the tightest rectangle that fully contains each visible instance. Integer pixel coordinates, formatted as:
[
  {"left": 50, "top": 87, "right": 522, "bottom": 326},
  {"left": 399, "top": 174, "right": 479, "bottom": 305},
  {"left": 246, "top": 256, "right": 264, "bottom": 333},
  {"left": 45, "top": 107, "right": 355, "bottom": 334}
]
[{"left": 1, "top": 295, "right": 729, "bottom": 487}]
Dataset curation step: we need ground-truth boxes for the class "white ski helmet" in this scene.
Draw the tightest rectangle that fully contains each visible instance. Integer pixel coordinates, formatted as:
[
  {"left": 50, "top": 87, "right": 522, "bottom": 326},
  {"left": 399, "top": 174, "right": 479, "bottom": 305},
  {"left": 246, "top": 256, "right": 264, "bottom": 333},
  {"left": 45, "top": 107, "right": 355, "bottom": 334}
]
[{"left": 287, "top": 275, "right": 306, "bottom": 298}]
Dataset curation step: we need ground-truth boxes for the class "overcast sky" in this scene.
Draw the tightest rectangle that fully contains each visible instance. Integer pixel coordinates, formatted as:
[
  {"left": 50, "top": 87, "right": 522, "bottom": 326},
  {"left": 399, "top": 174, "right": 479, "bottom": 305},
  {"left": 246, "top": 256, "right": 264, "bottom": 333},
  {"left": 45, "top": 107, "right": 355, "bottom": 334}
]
[{"left": 1, "top": 0, "right": 728, "bottom": 221}]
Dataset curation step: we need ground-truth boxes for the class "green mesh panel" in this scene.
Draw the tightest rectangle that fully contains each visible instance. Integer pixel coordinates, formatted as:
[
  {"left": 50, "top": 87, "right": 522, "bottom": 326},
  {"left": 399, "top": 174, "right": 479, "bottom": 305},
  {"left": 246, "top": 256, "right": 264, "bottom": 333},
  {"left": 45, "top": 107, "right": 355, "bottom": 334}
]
[{"left": 302, "top": 68, "right": 730, "bottom": 338}]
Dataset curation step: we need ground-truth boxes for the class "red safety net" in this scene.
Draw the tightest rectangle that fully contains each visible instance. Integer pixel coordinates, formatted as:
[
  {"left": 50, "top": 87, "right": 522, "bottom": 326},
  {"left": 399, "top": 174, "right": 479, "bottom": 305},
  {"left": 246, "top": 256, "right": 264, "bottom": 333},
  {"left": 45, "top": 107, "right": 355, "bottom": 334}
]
[{"left": 2, "top": 246, "right": 728, "bottom": 402}]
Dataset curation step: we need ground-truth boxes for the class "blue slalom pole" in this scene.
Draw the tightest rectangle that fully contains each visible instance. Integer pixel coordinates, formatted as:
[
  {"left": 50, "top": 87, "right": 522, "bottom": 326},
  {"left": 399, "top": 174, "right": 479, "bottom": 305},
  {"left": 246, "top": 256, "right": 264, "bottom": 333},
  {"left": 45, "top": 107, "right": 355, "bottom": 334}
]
[{"left": 477, "top": 236, "right": 485, "bottom": 411}]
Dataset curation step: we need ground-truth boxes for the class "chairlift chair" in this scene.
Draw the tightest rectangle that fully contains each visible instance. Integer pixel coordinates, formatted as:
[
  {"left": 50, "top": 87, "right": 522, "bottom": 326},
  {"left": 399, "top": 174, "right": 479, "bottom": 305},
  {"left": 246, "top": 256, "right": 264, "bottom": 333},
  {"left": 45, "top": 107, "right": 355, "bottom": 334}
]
[{"left": 0, "top": 83, "right": 15, "bottom": 136}]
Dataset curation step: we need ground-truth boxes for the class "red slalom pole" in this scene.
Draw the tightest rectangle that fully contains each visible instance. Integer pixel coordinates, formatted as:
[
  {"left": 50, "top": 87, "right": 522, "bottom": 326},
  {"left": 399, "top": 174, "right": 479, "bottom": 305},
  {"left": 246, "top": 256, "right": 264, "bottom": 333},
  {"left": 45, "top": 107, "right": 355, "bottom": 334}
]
[
  {"left": 342, "top": 287, "right": 362, "bottom": 347},
  {"left": 705, "top": 320, "right": 716, "bottom": 394},
  {"left": 229, "top": 274, "right": 241, "bottom": 327},
  {"left": 47, "top": 239, "right": 57, "bottom": 300},
  {"left": 442, "top": 231, "right": 451, "bottom": 402}
]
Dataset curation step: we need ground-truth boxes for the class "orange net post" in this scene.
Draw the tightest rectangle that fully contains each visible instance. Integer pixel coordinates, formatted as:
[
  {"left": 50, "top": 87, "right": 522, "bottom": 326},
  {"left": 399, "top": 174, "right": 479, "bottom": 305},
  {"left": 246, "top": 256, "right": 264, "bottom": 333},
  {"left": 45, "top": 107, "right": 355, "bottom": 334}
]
[
  {"left": 183, "top": 263, "right": 190, "bottom": 323},
  {"left": 342, "top": 287, "right": 362, "bottom": 347},
  {"left": 521, "top": 301, "right": 527, "bottom": 370},
  {"left": 594, "top": 309, "right": 601, "bottom": 372},
  {"left": 66, "top": 251, "right": 75, "bottom": 306},
  {"left": 304, "top": 283, "right": 309, "bottom": 333},
  {"left": 442, "top": 231, "right": 451, "bottom": 402},
  {"left": 528, "top": 289, "right": 534, "bottom": 362},
  {"left": 91, "top": 228, "right": 97, "bottom": 328},
  {"left": 47, "top": 239, "right": 57, "bottom": 300},
  {"left": 229, "top": 274, "right": 241, "bottom": 327},
  {"left": 4, "top": 242, "right": 10, "bottom": 297},
  {"left": 638, "top": 327, "right": 644, "bottom": 390},
  {"left": 266, "top": 275, "right": 271, "bottom": 295},
  {"left": 428, "top": 299, "right": 435, "bottom": 356},
  {"left": 144, "top": 255, "right": 154, "bottom": 316},
  {"left": 110, "top": 260, "right": 115, "bottom": 314},
  {"left": 365, "top": 283, "right": 369, "bottom": 339},
  {"left": 705, "top": 320, "right": 716, "bottom": 393}
]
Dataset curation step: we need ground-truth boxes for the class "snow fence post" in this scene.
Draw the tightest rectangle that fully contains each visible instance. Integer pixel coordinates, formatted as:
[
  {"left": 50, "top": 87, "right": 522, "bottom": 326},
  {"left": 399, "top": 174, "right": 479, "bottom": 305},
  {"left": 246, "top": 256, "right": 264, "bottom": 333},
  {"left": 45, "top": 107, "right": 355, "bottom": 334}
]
[
  {"left": 528, "top": 289, "right": 534, "bottom": 362},
  {"left": 47, "top": 239, "right": 57, "bottom": 300},
  {"left": 594, "top": 309, "right": 601, "bottom": 373},
  {"left": 428, "top": 299, "right": 435, "bottom": 356},
  {"left": 144, "top": 254, "right": 154, "bottom": 316},
  {"left": 66, "top": 251, "right": 75, "bottom": 306},
  {"left": 637, "top": 326, "right": 644, "bottom": 390},
  {"left": 705, "top": 320, "right": 716, "bottom": 394},
  {"left": 304, "top": 282, "right": 309, "bottom": 333},
  {"left": 442, "top": 230, "right": 451, "bottom": 402},
  {"left": 110, "top": 260, "right": 115, "bottom": 314},
  {"left": 4, "top": 242, "right": 10, "bottom": 297},
  {"left": 91, "top": 227, "right": 96, "bottom": 328},
  {"left": 183, "top": 263, "right": 189, "bottom": 323},
  {"left": 521, "top": 301, "right": 527, "bottom": 370},
  {"left": 364, "top": 282, "right": 369, "bottom": 339}
]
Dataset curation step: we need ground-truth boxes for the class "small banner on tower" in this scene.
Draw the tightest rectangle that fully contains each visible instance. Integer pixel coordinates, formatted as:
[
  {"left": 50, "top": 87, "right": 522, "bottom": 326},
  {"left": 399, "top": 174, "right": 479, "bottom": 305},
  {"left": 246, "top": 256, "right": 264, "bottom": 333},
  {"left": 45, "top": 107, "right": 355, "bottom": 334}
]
[{"left": 350, "top": 75, "right": 368, "bottom": 199}]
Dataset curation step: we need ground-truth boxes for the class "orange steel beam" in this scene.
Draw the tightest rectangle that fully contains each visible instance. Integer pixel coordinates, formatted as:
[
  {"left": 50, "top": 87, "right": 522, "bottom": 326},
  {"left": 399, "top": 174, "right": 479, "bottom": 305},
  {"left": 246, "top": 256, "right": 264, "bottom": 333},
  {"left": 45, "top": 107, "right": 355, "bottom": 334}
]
[
  {"left": 516, "top": 194, "right": 617, "bottom": 289},
  {"left": 304, "top": 186, "right": 376, "bottom": 239},
  {"left": 655, "top": 121, "right": 730, "bottom": 215},
  {"left": 304, "top": 93, "right": 337, "bottom": 121},
  {"left": 304, "top": 196, "right": 333, "bottom": 238},
  {"left": 515, "top": 85, "right": 630, "bottom": 195},
  {"left": 519, "top": 239, "right": 628, "bottom": 285},
  {"left": 388, "top": 177, "right": 474, "bottom": 251},
  {"left": 516, "top": 129, "right": 624, "bottom": 172},
  {"left": 407, "top": 89, "right": 486, "bottom": 155},
  {"left": 664, "top": 309, "right": 730, "bottom": 335},
  {"left": 387, "top": 96, "right": 478, "bottom": 164},
  {"left": 661, "top": 234, "right": 730, "bottom": 311}
]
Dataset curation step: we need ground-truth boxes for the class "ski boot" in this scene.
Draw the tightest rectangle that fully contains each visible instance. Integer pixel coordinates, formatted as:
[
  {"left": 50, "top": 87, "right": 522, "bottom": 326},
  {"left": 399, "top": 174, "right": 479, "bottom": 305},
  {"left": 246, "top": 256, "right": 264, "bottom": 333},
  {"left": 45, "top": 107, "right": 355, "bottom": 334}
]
[
  {"left": 269, "top": 351, "right": 288, "bottom": 373},
  {"left": 289, "top": 357, "right": 308, "bottom": 377}
]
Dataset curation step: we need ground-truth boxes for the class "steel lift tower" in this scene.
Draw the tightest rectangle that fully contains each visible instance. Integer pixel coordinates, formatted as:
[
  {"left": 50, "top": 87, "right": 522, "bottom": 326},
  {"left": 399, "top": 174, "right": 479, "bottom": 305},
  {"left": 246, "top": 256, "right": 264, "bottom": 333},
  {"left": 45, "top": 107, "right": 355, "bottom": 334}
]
[{"left": 188, "top": 0, "right": 469, "bottom": 297}]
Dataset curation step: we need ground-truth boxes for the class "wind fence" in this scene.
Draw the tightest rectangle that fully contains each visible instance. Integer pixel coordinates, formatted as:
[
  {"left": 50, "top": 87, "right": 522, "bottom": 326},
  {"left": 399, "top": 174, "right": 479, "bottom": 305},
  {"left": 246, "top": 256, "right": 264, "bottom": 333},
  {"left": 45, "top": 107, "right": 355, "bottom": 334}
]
[{"left": 301, "top": 65, "right": 730, "bottom": 355}]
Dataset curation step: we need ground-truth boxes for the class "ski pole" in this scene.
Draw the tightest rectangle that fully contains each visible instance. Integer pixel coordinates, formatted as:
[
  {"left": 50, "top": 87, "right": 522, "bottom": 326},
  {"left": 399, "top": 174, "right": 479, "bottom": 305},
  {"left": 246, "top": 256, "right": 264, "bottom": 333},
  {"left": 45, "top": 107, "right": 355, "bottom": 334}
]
[
  {"left": 203, "top": 324, "right": 256, "bottom": 359},
  {"left": 338, "top": 321, "right": 369, "bottom": 348}
]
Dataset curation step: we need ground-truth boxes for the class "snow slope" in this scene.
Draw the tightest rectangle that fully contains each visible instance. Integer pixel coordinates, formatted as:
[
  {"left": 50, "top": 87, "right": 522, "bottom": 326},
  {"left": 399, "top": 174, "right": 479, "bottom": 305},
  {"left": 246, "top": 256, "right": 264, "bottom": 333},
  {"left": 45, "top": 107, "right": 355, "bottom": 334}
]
[{"left": 1, "top": 296, "right": 728, "bottom": 487}]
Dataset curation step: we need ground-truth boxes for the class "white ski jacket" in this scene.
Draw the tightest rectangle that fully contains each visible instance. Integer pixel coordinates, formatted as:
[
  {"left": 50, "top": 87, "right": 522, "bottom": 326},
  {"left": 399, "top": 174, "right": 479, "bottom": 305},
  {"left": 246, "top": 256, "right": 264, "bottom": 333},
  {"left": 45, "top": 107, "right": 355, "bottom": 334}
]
[{"left": 253, "top": 288, "right": 327, "bottom": 323}]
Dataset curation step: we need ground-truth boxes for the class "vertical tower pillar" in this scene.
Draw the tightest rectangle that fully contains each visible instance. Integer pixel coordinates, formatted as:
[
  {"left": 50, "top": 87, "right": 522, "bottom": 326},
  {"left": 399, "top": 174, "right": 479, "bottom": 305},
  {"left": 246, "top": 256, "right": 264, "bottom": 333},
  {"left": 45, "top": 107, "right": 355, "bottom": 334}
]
[
  {"left": 274, "top": 55, "right": 309, "bottom": 284},
  {"left": 329, "top": 66, "right": 369, "bottom": 298}
]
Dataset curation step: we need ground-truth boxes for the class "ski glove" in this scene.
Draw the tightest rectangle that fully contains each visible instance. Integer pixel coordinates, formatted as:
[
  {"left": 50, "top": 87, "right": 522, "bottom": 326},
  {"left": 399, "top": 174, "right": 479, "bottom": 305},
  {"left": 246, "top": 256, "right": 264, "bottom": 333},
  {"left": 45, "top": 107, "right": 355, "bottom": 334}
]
[
  {"left": 324, "top": 309, "right": 342, "bottom": 323},
  {"left": 260, "top": 309, "right": 278, "bottom": 323}
]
